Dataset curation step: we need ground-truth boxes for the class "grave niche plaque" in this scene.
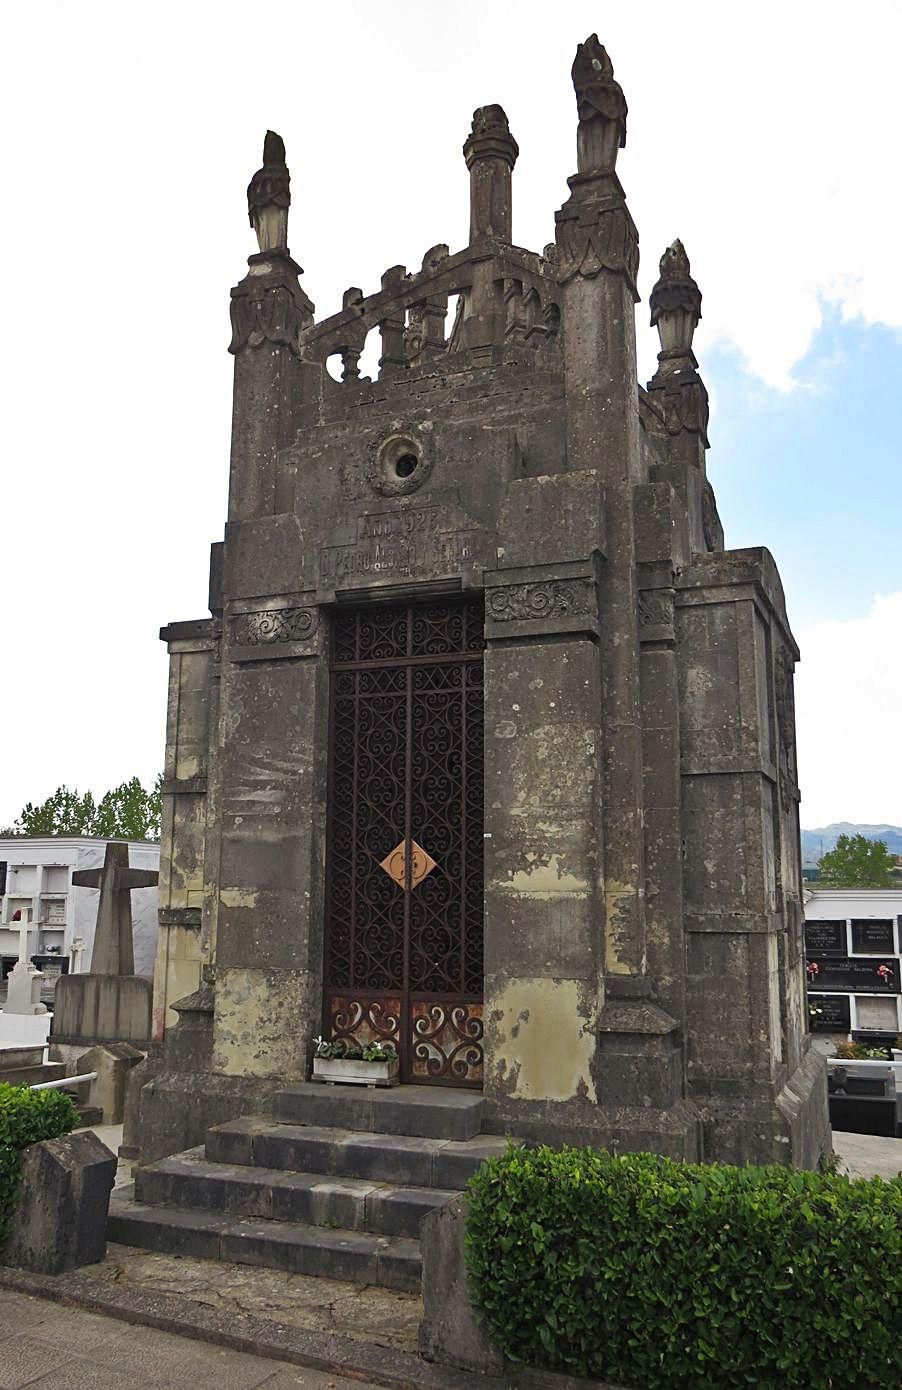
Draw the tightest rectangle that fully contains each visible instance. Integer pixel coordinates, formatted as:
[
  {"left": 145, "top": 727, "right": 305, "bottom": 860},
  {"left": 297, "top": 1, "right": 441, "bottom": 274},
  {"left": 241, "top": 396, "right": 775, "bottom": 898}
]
[
  {"left": 808, "top": 994, "right": 851, "bottom": 1032},
  {"left": 809, "top": 956, "right": 900, "bottom": 994},
  {"left": 804, "top": 920, "right": 846, "bottom": 956},
  {"left": 850, "top": 919, "right": 896, "bottom": 954}
]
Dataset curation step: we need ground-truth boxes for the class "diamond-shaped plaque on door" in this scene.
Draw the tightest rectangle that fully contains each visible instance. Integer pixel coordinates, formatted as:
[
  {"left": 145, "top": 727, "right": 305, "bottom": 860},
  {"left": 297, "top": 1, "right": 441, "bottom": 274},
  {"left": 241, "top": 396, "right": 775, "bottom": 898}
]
[{"left": 379, "top": 839, "right": 437, "bottom": 890}]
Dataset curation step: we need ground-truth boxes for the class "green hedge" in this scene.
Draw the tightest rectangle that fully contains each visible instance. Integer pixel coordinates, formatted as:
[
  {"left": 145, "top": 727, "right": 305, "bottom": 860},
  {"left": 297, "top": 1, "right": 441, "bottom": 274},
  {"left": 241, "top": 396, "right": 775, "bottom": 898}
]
[
  {"left": 0, "top": 1083, "right": 77, "bottom": 1242},
  {"left": 465, "top": 1145, "right": 902, "bottom": 1390}
]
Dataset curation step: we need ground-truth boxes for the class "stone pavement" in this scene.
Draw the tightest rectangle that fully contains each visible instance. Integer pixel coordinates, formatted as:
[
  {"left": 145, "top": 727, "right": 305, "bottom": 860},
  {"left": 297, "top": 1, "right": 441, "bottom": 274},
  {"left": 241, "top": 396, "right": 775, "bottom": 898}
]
[
  {"left": 832, "top": 1129, "right": 902, "bottom": 1179},
  {"left": 85, "top": 1243, "right": 421, "bottom": 1351},
  {"left": 0, "top": 1287, "right": 385, "bottom": 1389}
]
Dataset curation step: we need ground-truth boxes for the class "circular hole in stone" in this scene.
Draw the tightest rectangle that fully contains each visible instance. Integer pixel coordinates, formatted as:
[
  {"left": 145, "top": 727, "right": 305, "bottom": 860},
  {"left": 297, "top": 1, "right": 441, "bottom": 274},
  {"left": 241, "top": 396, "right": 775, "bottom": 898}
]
[{"left": 394, "top": 453, "right": 419, "bottom": 479}]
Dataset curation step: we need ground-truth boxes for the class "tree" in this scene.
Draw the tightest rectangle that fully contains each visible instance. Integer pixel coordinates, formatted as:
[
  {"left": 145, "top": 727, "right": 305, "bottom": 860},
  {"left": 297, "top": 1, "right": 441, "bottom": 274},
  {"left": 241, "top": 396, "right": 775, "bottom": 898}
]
[
  {"left": 92, "top": 776, "right": 162, "bottom": 841},
  {"left": 6, "top": 776, "right": 162, "bottom": 842},
  {"left": 817, "top": 833, "right": 896, "bottom": 888}
]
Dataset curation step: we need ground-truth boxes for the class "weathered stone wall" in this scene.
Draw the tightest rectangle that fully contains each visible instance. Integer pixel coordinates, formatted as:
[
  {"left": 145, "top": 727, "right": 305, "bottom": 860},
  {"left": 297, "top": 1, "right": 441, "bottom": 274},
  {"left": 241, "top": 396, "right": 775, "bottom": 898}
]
[{"left": 147, "top": 44, "right": 827, "bottom": 1168}]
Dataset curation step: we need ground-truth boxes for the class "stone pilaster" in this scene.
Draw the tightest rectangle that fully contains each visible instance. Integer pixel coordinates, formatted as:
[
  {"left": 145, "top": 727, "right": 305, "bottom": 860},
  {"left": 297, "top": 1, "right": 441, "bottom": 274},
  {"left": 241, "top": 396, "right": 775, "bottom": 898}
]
[
  {"left": 555, "top": 39, "right": 646, "bottom": 989},
  {"left": 481, "top": 560, "right": 604, "bottom": 1130},
  {"left": 227, "top": 134, "right": 313, "bottom": 521}
]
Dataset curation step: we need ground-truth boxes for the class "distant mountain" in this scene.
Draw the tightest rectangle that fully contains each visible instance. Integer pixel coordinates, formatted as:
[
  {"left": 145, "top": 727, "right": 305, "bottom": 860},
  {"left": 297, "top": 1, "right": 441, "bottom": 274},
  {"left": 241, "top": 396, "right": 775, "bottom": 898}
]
[{"left": 801, "top": 823, "right": 902, "bottom": 866}]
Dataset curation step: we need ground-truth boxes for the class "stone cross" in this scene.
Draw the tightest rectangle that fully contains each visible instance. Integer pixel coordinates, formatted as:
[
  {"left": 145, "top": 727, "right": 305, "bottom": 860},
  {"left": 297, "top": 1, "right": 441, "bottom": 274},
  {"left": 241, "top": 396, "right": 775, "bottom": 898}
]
[
  {"left": 16, "top": 908, "right": 33, "bottom": 965},
  {"left": 4, "top": 909, "right": 47, "bottom": 1016},
  {"left": 72, "top": 842, "right": 158, "bottom": 976}
]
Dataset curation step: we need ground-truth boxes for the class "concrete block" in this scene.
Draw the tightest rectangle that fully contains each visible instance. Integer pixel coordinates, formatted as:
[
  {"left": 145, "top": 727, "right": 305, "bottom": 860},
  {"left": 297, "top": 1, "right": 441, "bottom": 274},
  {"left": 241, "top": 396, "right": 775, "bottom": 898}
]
[
  {"left": 418, "top": 1194, "right": 505, "bottom": 1375},
  {"left": 50, "top": 975, "right": 152, "bottom": 1047},
  {"left": 1, "top": 1131, "right": 116, "bottom": 1274},
  {"left": 77, "top": 1042, "right": 145, "bottom": 1124}
]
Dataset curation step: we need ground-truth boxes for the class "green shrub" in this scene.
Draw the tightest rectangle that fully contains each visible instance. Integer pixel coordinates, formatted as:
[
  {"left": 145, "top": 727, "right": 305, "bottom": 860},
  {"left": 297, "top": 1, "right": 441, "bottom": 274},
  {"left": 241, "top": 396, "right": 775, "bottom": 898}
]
[
  {"left": 0, "top": 1083, "right": 77, "bottom": 1242},
  {"left": 465, "top": 1145, "right": 902, "bottom": 1390}
]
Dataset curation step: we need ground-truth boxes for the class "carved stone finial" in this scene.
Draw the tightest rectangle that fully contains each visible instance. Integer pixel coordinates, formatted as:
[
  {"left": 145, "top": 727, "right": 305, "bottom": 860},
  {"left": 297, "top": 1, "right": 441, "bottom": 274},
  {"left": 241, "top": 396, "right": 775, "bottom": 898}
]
[
  {"left": 649, "top": 239, "right": 702, "bottom": 355},
  {"left": 463, "top": 104, "right": 519, "bottom": 171},
  {"left": 247, "top": 129, "right": 291, "bottom": 252},
  {"left": 571, "top": 35, "right": 627, "bottom": 175},
  {"left": 463, "top": 104, "right": 518, "bottom": 245}
]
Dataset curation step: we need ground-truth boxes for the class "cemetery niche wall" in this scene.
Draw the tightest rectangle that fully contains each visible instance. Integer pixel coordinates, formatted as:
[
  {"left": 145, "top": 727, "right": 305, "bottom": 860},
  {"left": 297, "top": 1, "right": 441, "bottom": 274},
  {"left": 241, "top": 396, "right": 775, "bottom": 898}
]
[
  {"left": 804, "top": 889, "right": 902, "bottom": 1039},
  {"left": 144, "top": 37, "right": 829, "bottom": 1170}
]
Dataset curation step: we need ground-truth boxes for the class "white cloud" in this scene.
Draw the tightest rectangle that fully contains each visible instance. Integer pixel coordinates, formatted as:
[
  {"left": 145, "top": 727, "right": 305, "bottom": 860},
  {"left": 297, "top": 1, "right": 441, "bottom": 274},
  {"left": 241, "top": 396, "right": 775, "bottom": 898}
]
[{"left": 795, "top": 593, "right": 902, "bottom": 827}]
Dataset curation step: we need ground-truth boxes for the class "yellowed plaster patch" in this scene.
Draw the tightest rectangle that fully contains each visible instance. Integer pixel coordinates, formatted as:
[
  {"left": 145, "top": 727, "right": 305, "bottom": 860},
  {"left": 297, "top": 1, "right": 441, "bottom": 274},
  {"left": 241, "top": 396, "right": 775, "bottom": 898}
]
[
  {"left": 604, "top": 881, "right": 638, "bottom": 975},
  {"left": 175, "top": 755, "right": 201, "bottom": 780},
  {"left": 213, "top": 968, "right": 310, "bottom": 1078},
  {"left": 498, "top": 854, "right": 588, "bottom": 899},
  {"left": 219, "top": 888, "right": 258, "bottom": 909},
  {"left": 489, "top": 977, "right": 596, "bottom": 1102}
]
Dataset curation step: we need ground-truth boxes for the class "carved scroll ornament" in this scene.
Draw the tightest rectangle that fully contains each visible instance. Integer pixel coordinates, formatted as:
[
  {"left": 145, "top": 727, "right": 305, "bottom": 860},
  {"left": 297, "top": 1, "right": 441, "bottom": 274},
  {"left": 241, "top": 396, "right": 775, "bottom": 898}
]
[
  {"left": 231, "top": 607, "right": 316, "bottom": 645},
  {"left": 488, "top": 579, "right": 594, "bottom": 623}
]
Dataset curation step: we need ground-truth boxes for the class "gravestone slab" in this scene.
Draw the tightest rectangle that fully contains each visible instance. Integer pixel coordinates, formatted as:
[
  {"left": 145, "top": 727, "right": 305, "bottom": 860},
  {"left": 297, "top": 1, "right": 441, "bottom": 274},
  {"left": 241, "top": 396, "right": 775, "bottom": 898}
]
[
  {"left": 855, "top": 996, "right": 900, "bottom": 1033},
  {"left": 804, "top": 921, "right": 846, "bottom": 956},
  {"left": 850, "top": 920, "right": 896, "bottom": 954},
  {"left": 0, "top": 1131, "right": 116, "bottom": 1273},
  {"left": 808, "top": 957, "right": 900, "bottom": 994},
  {"left": 808, "top": 994, "right": 851, "bottom": 1032}
]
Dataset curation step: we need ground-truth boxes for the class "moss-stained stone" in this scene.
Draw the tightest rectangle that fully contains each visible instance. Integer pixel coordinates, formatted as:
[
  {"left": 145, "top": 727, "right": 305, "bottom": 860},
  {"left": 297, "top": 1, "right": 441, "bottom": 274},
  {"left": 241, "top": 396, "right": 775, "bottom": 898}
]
[
  {"left": 486, "top": 976, "right": 597, "bottom": 1103},
  {"left": 212, "top": 967, "right": 311, "bottom": 1078}
]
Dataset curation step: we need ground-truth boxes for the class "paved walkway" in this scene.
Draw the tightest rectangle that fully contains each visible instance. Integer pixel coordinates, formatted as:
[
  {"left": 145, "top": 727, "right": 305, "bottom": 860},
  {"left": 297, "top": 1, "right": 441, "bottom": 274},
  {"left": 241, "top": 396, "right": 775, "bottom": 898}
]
[
  {"left": 832, "top": 1128, "right": 902, "bottom": 1179},
  {"left": 0, "top": 1288, "right": 384, "bottom": 1389}
]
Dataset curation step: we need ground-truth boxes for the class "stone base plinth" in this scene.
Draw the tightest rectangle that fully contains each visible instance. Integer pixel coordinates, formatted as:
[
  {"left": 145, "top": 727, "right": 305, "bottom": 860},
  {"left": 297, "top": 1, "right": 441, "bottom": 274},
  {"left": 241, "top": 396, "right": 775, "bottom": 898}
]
[{"left": 698, "top": 1046, "right": 831, "bottom": 1169}]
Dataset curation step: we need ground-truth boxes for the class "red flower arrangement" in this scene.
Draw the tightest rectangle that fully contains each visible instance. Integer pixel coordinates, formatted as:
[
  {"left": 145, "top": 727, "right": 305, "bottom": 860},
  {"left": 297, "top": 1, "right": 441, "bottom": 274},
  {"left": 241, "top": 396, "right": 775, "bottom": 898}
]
[
  {"left": 876, "top": 963, "right": 893, "bottom": 983},
  {"left": 806, "top": 960, "right": 820, "bottom": 979}
]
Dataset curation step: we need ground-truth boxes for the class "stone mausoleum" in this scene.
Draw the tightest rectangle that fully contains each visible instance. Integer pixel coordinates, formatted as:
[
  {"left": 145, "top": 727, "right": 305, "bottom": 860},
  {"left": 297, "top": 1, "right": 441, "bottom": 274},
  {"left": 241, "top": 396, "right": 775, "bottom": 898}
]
[{"left": 141, "top": 36, "right": 828, "bottom": 1186}]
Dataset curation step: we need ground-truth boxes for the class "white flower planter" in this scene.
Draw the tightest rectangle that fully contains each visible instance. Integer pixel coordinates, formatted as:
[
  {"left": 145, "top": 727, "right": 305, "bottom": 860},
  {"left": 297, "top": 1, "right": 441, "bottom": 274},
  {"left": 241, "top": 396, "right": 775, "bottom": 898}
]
[{"left": 312, "top": 1055, "right": 400, "bottom": 1087}]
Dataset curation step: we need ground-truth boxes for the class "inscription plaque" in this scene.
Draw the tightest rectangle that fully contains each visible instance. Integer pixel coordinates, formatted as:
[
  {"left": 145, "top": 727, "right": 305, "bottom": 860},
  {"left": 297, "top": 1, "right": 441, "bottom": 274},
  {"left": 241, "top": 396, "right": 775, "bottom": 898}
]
[
  {"left": 807, "top": 956, "right": 900, "bottom": 995},
  {"left": 320, "top": 506, "right": 483, "bottom": 585},
  {"left": 808, "top": 994, "right": 851, "bottom": 1032},
  {"left": 804, "top": 920, "right": 846, "bottom": 956},
  {"left": 850, "top": 920, "right": 896, "bottom": 954}
]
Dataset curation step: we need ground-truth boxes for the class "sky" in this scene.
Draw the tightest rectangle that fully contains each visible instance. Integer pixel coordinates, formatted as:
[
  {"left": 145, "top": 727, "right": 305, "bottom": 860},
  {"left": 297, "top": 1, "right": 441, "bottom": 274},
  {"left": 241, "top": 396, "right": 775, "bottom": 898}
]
[{"left": 0, "top": 0, "right": 900, "bottom": 830}]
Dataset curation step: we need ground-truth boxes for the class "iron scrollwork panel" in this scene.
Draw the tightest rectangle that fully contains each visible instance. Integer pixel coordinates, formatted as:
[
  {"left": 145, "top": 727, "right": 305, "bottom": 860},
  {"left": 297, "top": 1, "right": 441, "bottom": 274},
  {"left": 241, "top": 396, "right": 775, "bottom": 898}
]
[{"left": 324, "top": 598, "right": 485, "bottom": 1087}]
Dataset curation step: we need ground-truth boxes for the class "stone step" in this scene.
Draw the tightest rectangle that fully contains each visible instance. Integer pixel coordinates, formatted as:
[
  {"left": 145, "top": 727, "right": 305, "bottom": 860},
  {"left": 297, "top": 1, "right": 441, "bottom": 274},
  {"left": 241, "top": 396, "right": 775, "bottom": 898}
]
[
  {"left": 107, "top": 1188, "right": 421, "bottom": 1292},
  {"left": 73, "top": 1105, "right": 104, "bottom": 1127},
  {"left": 0, "top": 1045, "right": 45, "bottom": 1069},
  {"left": 273, "top": 1081, "right": 484, "bottom": 1141},
  {"left": 205, "top": 1117, "right": 512, "bottom": 1190},
  {"left": 135, "top": 1147, "right": 457, "bottom": 1239},
  {"left": 0, "top": 1061, "right": 66, "bottom": 1088}
]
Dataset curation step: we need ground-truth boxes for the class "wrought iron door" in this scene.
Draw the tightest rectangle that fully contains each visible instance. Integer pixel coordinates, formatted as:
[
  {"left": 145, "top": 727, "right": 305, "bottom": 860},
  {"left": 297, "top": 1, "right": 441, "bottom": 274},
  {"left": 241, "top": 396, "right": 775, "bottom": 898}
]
[{"left": 324, "top": 598, "right": 485, "bottom": 1087}]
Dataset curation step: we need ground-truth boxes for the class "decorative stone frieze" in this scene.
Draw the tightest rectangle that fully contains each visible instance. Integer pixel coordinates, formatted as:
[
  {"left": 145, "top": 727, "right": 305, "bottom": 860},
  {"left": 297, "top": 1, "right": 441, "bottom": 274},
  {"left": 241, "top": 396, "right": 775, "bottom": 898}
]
[
  {"left": 488, "top": 579, "right": 593, "bottom": 623},
  {"left": 230, "top": 606, "right": 316, "bottom": 645},
  {"left": 485, "top": 562, "right": 599, "bottom": 639}
]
